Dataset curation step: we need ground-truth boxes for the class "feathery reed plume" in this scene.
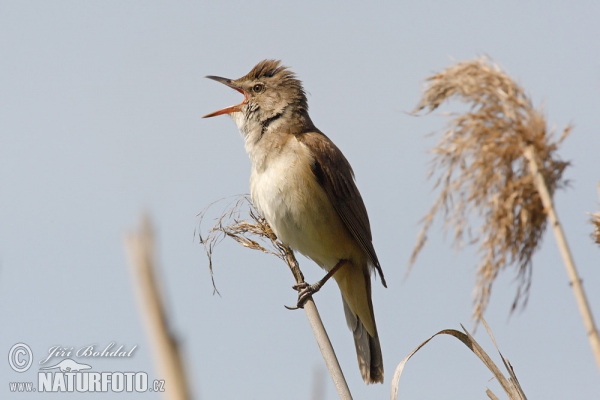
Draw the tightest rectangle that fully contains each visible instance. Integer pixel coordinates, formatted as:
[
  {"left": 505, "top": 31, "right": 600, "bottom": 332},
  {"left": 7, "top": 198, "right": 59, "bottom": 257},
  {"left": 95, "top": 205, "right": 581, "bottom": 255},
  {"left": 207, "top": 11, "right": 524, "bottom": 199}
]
[
  {"left": 591, "top": 212, "right": 600, "bottom": 247},
  {"left": 409, "top": 56, "right": 571, "bottom": 320},
  {"left": 198, "top": 195, "right": 352, "bottom": 399},
  {"left": 591, "top": 184, "right": 600, "bottom": 247},
  {"left": 410, "top": 57, "right": 600, "bottom": 372}
]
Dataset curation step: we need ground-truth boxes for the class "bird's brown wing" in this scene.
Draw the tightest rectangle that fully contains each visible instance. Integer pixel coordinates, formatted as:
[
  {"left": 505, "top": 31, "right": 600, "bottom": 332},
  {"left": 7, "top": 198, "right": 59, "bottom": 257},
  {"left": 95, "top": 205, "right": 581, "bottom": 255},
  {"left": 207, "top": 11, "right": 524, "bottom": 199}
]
[{"left": 297, "top": 131, "right": 386, "bottom": 287}]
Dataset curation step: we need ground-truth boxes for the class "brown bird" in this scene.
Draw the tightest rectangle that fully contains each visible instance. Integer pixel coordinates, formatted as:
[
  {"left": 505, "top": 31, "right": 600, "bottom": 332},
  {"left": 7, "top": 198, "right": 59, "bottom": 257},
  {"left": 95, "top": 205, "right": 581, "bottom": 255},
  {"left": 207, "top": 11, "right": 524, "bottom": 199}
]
[{"left": 203, "top": 60, "right": 386, "bottom": 384}]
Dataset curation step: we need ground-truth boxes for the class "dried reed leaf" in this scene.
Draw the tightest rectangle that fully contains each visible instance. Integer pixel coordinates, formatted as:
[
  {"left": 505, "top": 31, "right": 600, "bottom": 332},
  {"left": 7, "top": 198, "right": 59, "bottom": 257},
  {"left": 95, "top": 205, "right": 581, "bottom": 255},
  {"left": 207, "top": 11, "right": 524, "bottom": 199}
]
[
  {"left": 481, "top": 319, "right": 527, "bottom": 399},
  {"left": 197, "top": 195, "right": 290, "bottom": 294},
  {"left": 486, "top": 389, "right": 501, "bottom": 400},
  {"left": 390, "top": 319, "right": 527, "bottom": 400},
  {"left": 410, "top": 56, "right": 571, "bottom": 321}
]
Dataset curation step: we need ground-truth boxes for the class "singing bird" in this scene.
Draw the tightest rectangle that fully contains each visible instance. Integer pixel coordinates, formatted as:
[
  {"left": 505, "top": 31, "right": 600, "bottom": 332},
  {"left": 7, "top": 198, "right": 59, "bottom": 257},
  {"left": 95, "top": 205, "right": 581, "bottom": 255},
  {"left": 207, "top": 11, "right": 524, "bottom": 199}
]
[{"left": 203, "top": 60, "right": 386, "bottom": 384}]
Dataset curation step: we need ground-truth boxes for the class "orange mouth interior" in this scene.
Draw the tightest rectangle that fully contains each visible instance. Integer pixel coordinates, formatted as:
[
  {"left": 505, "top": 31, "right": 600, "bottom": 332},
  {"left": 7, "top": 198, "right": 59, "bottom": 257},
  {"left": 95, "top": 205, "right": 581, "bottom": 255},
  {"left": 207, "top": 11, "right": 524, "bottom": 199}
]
[{"left": 203, "top": 86, "right": 247, "bottom": 118}]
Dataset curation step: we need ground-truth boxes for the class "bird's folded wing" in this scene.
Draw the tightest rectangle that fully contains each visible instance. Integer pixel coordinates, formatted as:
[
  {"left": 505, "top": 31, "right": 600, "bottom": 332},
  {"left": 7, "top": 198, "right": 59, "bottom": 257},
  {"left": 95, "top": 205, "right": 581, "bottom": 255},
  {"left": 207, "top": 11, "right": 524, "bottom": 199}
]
[{"left": 297, "top": 131, "right": 386, "bottom": 287}]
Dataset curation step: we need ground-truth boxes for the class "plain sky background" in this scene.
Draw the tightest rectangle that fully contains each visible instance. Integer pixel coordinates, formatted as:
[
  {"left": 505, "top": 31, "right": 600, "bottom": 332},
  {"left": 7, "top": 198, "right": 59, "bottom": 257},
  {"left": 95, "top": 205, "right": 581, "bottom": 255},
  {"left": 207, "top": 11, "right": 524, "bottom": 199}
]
[{"left": 1, "top": 1, "right": 599, "bottom": 399}]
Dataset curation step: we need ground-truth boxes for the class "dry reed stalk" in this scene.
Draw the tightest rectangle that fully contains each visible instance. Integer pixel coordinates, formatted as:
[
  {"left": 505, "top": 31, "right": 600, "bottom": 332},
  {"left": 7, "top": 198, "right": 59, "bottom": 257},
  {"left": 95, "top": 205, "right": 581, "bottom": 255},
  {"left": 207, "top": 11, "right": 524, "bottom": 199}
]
[
  {"left": 525, "top": 147, "right": 600, "bottom": 370},
  {"left": 390, "top": 319, "right": 527, "bottom": 400},
  {"left": 198, "top": 195, "right": 352, "bottom": 399},
  {"left": 125, "top": 215, "right": 191, "bottom": 400},
  {"left": 410, "top": 56, "right": 600, "bottom": 372}
]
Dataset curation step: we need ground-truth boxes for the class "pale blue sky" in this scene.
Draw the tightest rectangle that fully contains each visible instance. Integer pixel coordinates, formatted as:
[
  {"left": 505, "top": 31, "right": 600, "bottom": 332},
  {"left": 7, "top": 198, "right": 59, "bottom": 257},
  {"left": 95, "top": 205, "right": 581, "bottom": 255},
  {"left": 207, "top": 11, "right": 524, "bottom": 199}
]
[{"left": 1, "top": 1, "right": 599, "bottom": 399}]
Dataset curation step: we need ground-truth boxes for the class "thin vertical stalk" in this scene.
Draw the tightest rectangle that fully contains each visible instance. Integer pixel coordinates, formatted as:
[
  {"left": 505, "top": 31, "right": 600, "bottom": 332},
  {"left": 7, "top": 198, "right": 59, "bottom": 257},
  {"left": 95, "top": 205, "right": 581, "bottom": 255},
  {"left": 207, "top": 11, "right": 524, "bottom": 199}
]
[
  {"left": 283, "top": 246, "right": 353, "bottom": 400},
  {"left": 125, "top": 215, "right": 192, "bottom": 400},
  {"left": 524, "top": 146, "right": 600, "bottom": 371}
]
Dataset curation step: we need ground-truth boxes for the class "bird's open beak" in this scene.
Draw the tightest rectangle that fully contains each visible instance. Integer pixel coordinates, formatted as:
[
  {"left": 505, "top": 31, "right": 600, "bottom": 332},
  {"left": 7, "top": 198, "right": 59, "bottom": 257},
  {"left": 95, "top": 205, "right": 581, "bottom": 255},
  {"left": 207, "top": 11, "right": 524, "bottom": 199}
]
[{"left": 203, "top": 76, "right": 248, "bottom": 118}]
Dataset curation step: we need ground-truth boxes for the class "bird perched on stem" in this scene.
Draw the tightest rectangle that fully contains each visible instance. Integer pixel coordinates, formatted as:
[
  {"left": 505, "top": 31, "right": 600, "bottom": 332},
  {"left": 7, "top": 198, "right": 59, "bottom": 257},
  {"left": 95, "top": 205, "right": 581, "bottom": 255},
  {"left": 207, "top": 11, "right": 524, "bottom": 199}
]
[{"left": 203, "top": 59, "right": 386, "bottom": 384}]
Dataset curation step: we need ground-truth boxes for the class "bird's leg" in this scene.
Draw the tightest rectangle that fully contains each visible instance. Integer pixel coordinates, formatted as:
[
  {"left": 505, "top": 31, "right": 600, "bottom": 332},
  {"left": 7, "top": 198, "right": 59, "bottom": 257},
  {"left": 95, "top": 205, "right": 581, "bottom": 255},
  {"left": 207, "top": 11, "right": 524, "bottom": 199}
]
[{"left": 285, "top": 259, "right": 349, "bottom": 310}]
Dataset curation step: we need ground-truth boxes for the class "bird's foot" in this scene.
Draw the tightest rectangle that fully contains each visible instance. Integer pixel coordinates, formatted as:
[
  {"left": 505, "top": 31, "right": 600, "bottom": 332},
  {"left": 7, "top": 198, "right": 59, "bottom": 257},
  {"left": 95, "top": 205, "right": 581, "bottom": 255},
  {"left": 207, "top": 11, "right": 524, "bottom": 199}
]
[
  {"left": 284, "top": 259, "right": 349, "bottom": 310},
  {"left": 285, "top": 281, "right": 324, "bottom": 310}
]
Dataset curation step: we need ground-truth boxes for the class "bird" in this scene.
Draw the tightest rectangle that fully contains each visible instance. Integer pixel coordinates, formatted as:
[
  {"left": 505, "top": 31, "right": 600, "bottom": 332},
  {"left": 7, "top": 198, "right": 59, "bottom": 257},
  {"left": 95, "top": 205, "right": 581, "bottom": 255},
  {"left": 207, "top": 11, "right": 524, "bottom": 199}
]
[{"left": 203, "top": 59, "right": 386, "bottom": 384}]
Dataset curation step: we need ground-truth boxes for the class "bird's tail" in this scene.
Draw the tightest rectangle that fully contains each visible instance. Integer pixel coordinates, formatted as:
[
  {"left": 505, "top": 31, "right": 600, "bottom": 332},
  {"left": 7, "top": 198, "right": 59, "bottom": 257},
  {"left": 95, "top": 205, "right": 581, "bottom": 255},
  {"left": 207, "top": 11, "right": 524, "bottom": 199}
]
[
  {"left": 342, "top": 297, "right": 384, "bottom": 384},
  {"left": 334, "top": 261, "right": 383, "bottom": 384}
]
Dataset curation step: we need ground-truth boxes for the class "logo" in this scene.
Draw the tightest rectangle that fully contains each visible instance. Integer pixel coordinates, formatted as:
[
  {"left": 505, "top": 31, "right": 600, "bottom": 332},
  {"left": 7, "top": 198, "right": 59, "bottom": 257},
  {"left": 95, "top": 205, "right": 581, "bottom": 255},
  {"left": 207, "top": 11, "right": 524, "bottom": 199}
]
[
  {"left": 8, "top": 343, "right": 33, "bottom": 373},
  {"left": 7, "top": 342, "right": 165, "bottom": 394},
  {"left": 39, "top": 359, "right": 91, "bottom": 372}
]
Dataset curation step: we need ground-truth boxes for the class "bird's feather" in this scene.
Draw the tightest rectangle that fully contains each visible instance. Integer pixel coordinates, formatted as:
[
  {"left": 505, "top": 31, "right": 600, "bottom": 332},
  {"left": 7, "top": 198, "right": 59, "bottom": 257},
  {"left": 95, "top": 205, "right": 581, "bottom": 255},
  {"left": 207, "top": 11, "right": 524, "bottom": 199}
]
[{"left": 295, "top": 130, "right": 387, "bottom": 287}]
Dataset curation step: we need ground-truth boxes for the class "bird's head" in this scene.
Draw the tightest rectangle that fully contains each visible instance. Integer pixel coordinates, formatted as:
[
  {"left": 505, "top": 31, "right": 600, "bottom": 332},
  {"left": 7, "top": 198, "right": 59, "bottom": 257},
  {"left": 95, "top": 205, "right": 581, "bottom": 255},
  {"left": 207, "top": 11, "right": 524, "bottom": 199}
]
[{"left": 203, "top": 60, "right": 308, "bottom": 127}]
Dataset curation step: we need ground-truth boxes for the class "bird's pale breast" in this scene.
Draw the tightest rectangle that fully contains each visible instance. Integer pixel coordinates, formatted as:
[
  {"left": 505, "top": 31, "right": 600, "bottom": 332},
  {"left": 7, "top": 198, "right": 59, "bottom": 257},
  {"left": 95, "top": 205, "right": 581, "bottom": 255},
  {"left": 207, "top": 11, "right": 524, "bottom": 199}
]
[{"left": 249, "top": 137, "right": 364, "bottom": 271}]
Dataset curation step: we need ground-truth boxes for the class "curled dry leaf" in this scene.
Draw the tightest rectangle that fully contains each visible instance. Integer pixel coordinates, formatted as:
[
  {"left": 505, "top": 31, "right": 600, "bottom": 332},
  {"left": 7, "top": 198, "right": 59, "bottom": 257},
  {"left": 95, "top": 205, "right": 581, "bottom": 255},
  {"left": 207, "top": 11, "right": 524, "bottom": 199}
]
[{"left": 390, "top": 319, "right": 526, "bottom": 400}]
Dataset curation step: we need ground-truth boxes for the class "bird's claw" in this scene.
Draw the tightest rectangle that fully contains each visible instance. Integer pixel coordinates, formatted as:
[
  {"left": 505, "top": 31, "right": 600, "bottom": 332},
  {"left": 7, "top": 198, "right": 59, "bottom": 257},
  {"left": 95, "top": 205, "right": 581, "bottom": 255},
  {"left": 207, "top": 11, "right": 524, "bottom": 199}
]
[{"left": 284, "top": 281, "right": 322, "bottom": 310}]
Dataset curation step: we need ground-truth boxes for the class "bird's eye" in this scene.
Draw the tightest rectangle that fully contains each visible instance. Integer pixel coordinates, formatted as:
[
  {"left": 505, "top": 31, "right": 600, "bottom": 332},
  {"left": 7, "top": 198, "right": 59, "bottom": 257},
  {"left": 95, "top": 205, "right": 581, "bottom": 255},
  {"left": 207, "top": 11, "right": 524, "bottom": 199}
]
[{"left": 252, "top": 83, "right": 264, "bottom": 93}]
